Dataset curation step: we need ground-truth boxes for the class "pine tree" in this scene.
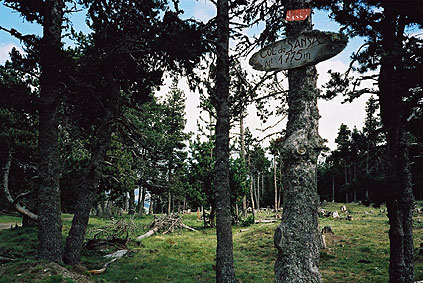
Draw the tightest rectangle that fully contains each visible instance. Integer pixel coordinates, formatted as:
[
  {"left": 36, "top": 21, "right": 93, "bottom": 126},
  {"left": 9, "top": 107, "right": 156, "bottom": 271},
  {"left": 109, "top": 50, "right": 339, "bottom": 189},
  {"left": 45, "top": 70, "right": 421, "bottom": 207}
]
[{"left": 316, "top": 1, "right": 423, "bottom": 281}]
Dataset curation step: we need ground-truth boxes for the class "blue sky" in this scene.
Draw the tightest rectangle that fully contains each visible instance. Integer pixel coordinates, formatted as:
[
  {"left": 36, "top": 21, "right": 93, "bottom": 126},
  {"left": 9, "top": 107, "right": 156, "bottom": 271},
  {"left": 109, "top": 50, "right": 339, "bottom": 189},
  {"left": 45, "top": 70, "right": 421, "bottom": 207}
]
[
  {"left": 0, "top": 2, "right": 363, "bottom": 63},
  {"left": 0, "top": 1, "right": 369, "bottom": 149}
]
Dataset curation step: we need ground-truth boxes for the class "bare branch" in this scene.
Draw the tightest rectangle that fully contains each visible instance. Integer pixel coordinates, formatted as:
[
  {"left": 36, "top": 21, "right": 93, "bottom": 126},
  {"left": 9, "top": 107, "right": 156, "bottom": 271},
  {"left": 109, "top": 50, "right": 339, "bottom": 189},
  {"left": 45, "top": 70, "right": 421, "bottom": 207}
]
[
  {"left": 0, "top": 25, "right": 36, "bottom": 45},
  {"left": 2, "top": 149, "right": 38, "bottom": 221},
  {"left": 258, "top": 131, "right": 283, "bottom": 142},
  {"left": 256, "top": 115, "right": 287, "bottom": 133}
]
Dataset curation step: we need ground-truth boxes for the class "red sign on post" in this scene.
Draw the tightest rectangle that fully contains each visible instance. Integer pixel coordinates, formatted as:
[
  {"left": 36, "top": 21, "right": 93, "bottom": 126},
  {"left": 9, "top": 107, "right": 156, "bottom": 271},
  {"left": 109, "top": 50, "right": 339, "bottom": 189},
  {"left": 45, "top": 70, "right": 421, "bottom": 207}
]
[{"left": 286, "top": 9, "right": 311, "bottom": 21}]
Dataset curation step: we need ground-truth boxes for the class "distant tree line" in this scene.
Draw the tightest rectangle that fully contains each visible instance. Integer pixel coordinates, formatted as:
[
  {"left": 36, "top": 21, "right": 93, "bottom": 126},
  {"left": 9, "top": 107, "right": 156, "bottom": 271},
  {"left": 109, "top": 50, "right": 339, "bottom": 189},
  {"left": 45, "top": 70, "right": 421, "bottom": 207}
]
[{"left": 318, "top": 96, "right": 423, "bottom": 205}]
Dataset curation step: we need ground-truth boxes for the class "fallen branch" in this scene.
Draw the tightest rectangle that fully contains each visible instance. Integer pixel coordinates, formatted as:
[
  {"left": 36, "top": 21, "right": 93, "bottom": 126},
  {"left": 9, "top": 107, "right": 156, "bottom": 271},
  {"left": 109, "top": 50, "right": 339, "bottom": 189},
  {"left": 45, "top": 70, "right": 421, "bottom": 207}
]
[
  {"left": 136, "top": 213, "right": 198, "bottom": 240},
  {"left": 0, "top": 255, "right": 14, "bottom": 263},
  {"left": 137, "top": 227, "right": 159, "bottom": 240},
  {"left": 88, "top": 250, "right": 128, "bottom": 275},
  {"left": 88, "top": 258, "right": 118, "bottom": 275},
  {"left": 181, "top": 223, "right": 198, "bottom": 232},
  {"left": 255, "top": 219, "right": 278, "bottom": 223}
]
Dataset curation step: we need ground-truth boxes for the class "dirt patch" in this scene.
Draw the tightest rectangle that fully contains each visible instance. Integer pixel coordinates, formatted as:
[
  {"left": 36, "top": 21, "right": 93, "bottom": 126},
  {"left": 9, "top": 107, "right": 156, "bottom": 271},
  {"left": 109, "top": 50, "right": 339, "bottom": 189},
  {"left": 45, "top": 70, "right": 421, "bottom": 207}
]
[
  {"left": 26, "top": 262, "right": 94, "bottom": 283},
  {"left": 323, "top": 232, "right": 347, "bottom": 252}
]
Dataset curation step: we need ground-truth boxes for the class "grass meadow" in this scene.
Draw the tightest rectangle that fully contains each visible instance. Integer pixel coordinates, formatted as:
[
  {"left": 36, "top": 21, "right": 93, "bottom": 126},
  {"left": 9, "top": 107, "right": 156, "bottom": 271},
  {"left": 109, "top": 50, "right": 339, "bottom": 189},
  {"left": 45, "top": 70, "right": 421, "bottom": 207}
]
[{"left": 1, "top": 202, "right": 423, "bottom": 282}]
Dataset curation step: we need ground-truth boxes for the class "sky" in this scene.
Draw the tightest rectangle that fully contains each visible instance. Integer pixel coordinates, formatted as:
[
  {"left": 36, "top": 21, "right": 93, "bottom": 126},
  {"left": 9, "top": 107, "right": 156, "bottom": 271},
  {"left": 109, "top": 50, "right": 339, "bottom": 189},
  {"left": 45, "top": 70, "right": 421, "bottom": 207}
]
[
  {"left": 175, "top": 1, "right": 371, "bottom": 150},
  {"left": 0, "top": 1, "right": 371, "bottom": 150}
]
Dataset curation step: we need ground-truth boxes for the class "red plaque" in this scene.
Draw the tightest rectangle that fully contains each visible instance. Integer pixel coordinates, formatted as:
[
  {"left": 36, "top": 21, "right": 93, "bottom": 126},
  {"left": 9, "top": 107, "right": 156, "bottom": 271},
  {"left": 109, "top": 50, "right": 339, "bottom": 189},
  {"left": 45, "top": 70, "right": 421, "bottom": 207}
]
[{"left": 286, "top": 9, "right": 311, "bottom": 21}]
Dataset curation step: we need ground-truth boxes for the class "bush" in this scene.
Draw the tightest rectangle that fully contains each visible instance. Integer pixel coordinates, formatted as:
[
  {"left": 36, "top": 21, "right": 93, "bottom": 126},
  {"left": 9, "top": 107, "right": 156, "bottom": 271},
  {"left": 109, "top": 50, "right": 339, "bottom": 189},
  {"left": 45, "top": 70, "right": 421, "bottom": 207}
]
[{"left": 240, "top": 215, "right": 255, "bottom": 227}]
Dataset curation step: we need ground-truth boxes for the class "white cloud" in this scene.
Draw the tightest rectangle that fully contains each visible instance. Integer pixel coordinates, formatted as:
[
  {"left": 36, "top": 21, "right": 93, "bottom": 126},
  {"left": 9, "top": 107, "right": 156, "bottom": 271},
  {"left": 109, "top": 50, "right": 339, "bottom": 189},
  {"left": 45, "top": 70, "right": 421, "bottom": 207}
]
[
  {"left": 317, "top": 59, "right": 371, "bottom": 149},
  {"left": 158, "top": 57, "right": 372, "bottom": 152},
  {"left": 192, "top": 1, "right": 215, "bottom": 22},
  {"left": 0, "top": 43, "right": 22, "bottom": 64}
]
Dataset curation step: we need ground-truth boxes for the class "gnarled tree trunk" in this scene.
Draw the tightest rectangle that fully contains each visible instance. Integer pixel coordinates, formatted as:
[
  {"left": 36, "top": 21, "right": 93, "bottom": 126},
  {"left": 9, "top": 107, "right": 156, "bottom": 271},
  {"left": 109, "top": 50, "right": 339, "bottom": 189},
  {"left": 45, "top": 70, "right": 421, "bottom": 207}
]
[
  {"left": 274, "top": 1, "right": 322, "bottom": 282},
  {"left": 63, "top": 114, "right": 114, "bottom": 265}
]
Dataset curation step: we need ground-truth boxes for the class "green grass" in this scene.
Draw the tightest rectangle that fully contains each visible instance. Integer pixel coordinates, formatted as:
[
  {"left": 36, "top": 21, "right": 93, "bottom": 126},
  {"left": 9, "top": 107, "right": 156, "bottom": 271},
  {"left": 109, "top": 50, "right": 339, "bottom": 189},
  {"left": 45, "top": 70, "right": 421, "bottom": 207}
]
[
  {"left": 1, "top": 203, "right": 423, "bottom": 282},
  {"left": 0, "top": 214, "right": 22, "bottom": 224}
]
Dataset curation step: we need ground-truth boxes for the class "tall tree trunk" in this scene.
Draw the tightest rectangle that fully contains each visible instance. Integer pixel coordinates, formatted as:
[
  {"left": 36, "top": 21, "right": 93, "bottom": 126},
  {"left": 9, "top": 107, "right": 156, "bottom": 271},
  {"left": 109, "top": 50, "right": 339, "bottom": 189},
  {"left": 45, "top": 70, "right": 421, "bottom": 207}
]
[
  {"left": 139, "top": 187, "right": 146, "bottom": 216},
  {"left": 261, "top": 174, "right": 264, "bottom": 206},
  {"left": 167, "top": 161, "right": 173, "bottom": 215},
  {"left": 128, "top": 189, "right": 135, "bottom": 215},
  {"left": 137, "top": 187, "right": 142, "bottom": 215},
  {"left": 383, "top": 98, "right": 414, "bottom": 283},
  {"left": 240, "top": 115, "right": 247, "bottom": 217},
  {"left": 214, "top": 0, "right": 236, "bottom": 281},
  {"left": 332, "top": 175, "right": 335, "bottom": 202},
  {"left": 105, "top": 200, "right": 113, "bottom": 217},
  {"left": 256, "top": 174, "right": 260, "bottom": 210},
  {"left": 37, "top": 0, "right": 65, "bottom": 263},
  {"left": 379, "top": 5, "right": 414, "bottom": 282},
  {"left": 95, "top": 203, "right": 103, "bottom": 217},
  {"left": 63, "top": 117, "right": 114, "bottom": 265},
  {"left": 274, "top": 156, "right": 278, "bottom": 210},
  {"left": 365, "top": 150, "right": 370, "bottom": 200},
  {"left": 250, "top": 175, "right": 256, "bottom": 219},
  {"left": 353, "top": 163, "right": 357, "bottom": 202},
  {"left": 210, "top": 205, "right": 216, "bottom": 228},
  {"left": 274, "top": 1, "right": 322, "bottom": 282},
  {"left": 278, "top": 184, "right": 282, "bottom": 210},
  {"left": 148, "top": 195, "right": 154, "bottom": 215},
  {"left": 344, "top": 160, "right": 348, "bottom": 184},
  {"left": 235, "top": 203, "right": 239, "bottom": 224},
  {"left": 278, "top": 155, "right": 283, "bottom": 209},
  {"left": 168, "top": 191, "right": 172, "bottom": 215}
]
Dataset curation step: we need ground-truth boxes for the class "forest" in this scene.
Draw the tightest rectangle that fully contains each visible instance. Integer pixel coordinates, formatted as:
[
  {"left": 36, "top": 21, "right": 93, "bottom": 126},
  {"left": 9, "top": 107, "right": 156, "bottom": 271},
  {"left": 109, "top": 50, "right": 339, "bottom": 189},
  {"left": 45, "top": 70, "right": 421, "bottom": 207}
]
[{"left": 0, "top": 0, "right": 422, "bottom": 282}]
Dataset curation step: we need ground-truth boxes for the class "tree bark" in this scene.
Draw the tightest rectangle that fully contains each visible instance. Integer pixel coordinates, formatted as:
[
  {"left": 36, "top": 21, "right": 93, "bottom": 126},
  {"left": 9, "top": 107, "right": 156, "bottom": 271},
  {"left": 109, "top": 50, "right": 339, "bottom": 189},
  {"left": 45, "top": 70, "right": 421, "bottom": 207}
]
[
  {"left": 128, "top": 189, "right": 135, "bottom": 215},
  {"left": 37, "top": 0, "right": 65, "bottom": 263},
  {"left": 379, "top": 4, "right": 414, "bottom": 282},
  {"left": 274, "top": 1, "right": 322, "bottom": 282},
  {"left": 214, "top": 0, "right": 236, "bottom": 281},
  {"left": 63, "top": 113, "right": 114, "bottom": 265}
]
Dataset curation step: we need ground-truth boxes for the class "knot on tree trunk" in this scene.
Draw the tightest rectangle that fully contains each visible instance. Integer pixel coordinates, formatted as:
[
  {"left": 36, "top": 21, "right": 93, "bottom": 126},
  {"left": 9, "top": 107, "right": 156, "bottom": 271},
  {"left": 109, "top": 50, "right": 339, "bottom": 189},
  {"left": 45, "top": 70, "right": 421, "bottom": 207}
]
[
  {"left": 282, "top": 130, "right": 324, "bottom": 162},
  {"left": 274, "top": 223, "right": 285, "bottom": 251}
]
